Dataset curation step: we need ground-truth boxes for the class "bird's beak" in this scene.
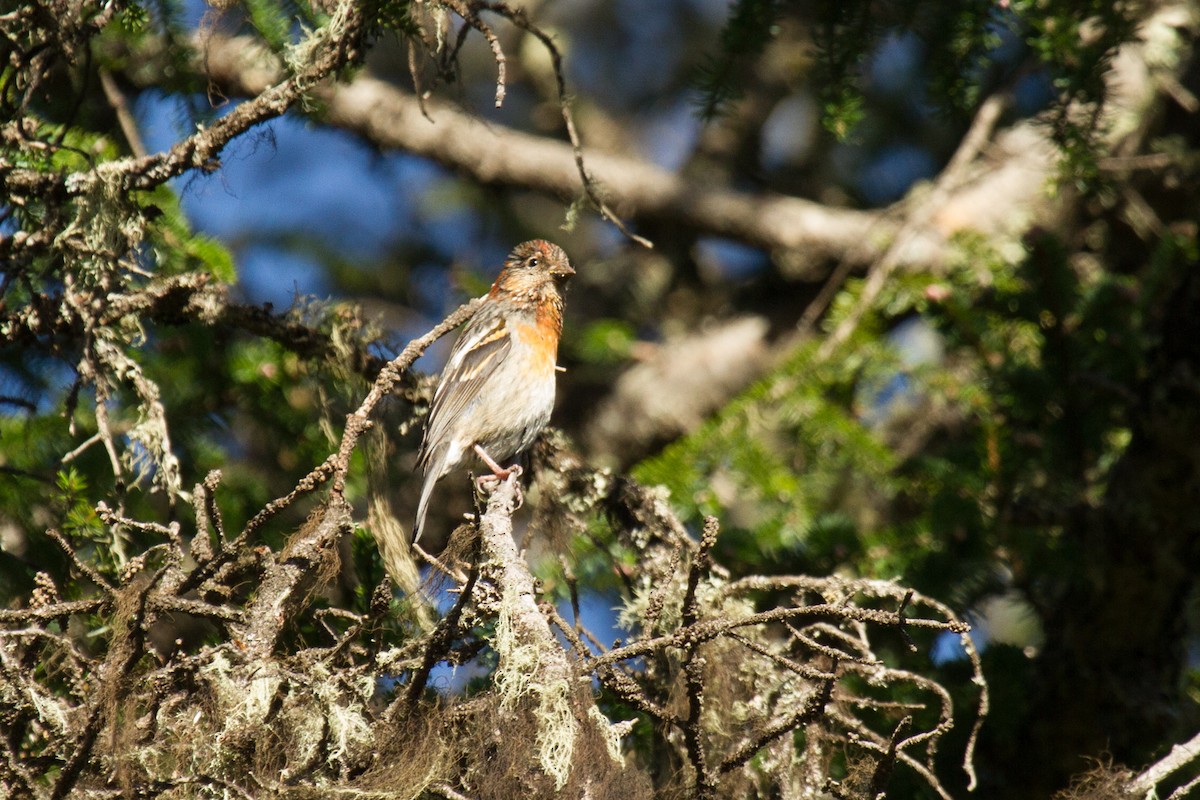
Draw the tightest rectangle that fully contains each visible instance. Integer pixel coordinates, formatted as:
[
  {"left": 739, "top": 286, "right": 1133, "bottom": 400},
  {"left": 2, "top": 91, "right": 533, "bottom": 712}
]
[{"left": 551, "top": 262, "right": 576, "bottom": 278}]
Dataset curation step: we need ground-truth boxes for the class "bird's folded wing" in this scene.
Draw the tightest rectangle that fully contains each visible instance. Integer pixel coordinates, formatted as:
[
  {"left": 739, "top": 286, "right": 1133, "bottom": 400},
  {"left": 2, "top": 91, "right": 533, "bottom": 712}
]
[{"left": 417, "top": 314, "right": 513, "bottom": 468}]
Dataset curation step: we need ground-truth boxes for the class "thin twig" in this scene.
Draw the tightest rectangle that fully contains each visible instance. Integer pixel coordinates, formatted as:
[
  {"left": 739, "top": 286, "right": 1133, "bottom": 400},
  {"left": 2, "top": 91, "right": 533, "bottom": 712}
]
[
  {"left": 1168, "top": 773, "right": 1200, "bottom": 800},
  {"left": 896, "top": 589, "right": 917, "bottom": 652},
  {"left": 473, "top": 1, "right": 652, "bottom": 248},
  {"left": 591, "top": 601, "right": 969, "bottom": 670},
  {"left": 826, "top": 706, "right": 955, "bottom": 800},
  {"left": 60, "top": 431, "right": 102, "bottom": 464},
  {"left": 682, "top": 517, "right": 720, "bottom": 627},
  {"left": 413, "top": 541, "right": 467, "bottom": 583},
  {"left": 429, "top": 782, "right": 478, "bottom": 800},
  {"left": 867, "top": 716, "right": 914, "bottom": 798},
  {"left": 46, "top": 529, "right": 114, "bottom": 593},
  {"left": 787, "top": 622, "right": 877, "bottom": 664},
  {"left": 330, "top": 297, "right": 483, "bottom": 500},
  {"left": 678, "top": 517, "right": 722, "bottom": 799},
  {"left": 718, "top": 661, "right": 837, "bottom": 775},
  {"left": 682, "top": 654, "right": 714, "bottom": 798},
  {"left": 542, "top": 601, "right": 593, "bottom": 663},
  {"left": 403, "top": 556, "right": 480, "bottom": 707},
  {"left": 597, "top": 663, "right": 673, "bottom": 721},
  {"left": 98, "top": 68, "right": 146, "bottom": 158},
  {"left": 242, "top": 454, "right": 340, "bottom": 538},
  {"left": 0, "top": 731, "right": 40, "bottom": 798},
  {"left": 727, "top": 632, "right": 835, "bottom": 682},
  {"left": 446, "top": 1, "right": 506, "bottom": 107},
  {"left": 173, "top": 455, "right": 337, "bottom": 596},
  {"left": 0, "top": 598, "right": 106, "bottom": 623},
  {"left": 817, "top": 91, "right": 1010, "bottom": 360}
]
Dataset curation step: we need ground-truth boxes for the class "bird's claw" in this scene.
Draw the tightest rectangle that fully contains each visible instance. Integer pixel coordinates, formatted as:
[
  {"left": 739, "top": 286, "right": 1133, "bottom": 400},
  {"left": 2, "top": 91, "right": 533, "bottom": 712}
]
[
  {"left": 474, "top": 464, "right": 524, "bottom": 509},
  {"left": 508, "top": 468, "right": 524, "bottom": 510}
]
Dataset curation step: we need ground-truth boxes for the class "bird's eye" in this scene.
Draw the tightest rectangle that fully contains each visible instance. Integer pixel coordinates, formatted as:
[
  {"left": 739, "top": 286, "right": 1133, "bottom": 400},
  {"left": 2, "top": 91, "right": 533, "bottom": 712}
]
[{"left": 526, "top": 256, "right": 540, "bottom": 268}]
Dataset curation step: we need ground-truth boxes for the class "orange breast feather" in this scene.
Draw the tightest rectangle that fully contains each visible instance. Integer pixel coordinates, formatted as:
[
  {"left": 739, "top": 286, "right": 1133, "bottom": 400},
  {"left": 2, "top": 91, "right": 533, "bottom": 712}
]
[{"left": 512, "top": 319, "right": 559, "bottom": 375}]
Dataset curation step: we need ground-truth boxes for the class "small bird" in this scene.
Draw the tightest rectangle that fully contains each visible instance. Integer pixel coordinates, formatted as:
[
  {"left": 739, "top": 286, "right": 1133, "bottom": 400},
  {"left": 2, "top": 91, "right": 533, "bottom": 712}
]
[{"left": 413, "top": 240, "right": 575, "bottom": 542}]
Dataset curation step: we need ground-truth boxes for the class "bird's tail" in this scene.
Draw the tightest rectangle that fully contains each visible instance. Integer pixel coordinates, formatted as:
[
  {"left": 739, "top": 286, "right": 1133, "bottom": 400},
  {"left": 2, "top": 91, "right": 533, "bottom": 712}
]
[{"left": 413, "top": 446, "right": 447, "bottom": 543}]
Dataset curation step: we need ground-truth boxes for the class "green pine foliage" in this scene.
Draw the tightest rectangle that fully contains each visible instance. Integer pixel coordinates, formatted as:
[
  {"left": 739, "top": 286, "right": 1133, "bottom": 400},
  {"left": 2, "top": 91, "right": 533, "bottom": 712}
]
[
  {"left": 634, "top": 226, "right": 1155, "bottom": 598},
  {"left": 694, "top": 0, "right": 783, "bottom": 120},
  {"left": 698, "top": 0, "right": 1138, "bottom": 154},
  {"left": 144, "top": 186, "right": 238, "bottom": 280},
  {"left": 576, "top": 319, "right": 638, "bottom": 365}
]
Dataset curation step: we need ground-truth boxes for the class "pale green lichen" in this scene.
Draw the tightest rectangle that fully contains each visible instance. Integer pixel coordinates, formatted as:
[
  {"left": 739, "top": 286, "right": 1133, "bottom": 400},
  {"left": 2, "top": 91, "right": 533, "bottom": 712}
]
[
  {"left": 58, "top": 161, "right": 144, "bottom": 280},
  {"left": 493, "top": 581, "right": 579, "bottom": 789},
  {"left": 93, "top": 338, "right": 183, "bottom": 498},
  {"left": 588, "top": 706, "right": 634, "bottom": 768},
  {"left": 0, "top": 658, "right": 69, "bottom": 734},
  {"left": 183, "top": 651, "right": 381, "bottom": 785},
  {"left": 493, "top": 589, "right": 537, "bottom": 709},
  {"left": 201, "top": 652, "right": 281, "bottom": 734},
  {"left": 285, "top": 0, "right": 355, "bottom": 98},
  {"left": 52, "top": 158, "right": 187, "bottom": 500},
  {"left": 533, "top": 674, "right": 578, "bottom": 789},
  {"left": 310, "top": 662, "right": 375, "bottom": 765}
]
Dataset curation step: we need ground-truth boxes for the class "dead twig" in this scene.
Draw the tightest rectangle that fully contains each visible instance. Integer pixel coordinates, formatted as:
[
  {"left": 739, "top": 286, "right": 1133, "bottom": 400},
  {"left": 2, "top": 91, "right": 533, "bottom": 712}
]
[{"left": 472, "top": 0, "right": 652, "bottom": 248}]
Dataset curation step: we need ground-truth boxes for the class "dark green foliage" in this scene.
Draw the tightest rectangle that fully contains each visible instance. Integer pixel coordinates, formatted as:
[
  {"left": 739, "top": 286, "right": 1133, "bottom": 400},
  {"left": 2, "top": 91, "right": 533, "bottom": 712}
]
[
  {"left": 636, "top": 225, "right": 1156, "bottom": 592},
  {"left": 699, "top": 0, "right": 1138, "bottom": 161},
  {"left": 634, "top": 338, "right": 899, "bottom": 566},
  {"left": 243, "top": 0, "right": 307, "bottom": 52},
  {"left": 361, "top": 0, "right": 419, "bottom": 39},
  {"left": 143, "top": 186, "right": 237, "bottom": 280},
  {"left": 576, "top": 319, "right": 637, "bottom": 365},
  {"left": 631, "top": 209, "right": 1200, "bottom": 793},
  {"left": 694, "top": 0, "right": 783, "bottom": 119}
]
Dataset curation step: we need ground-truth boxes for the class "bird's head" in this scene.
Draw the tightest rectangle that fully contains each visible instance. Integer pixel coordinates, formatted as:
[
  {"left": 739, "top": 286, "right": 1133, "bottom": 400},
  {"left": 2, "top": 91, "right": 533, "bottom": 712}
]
[{"left": 493, "top": 239, "right": 574, "bottom": 296}]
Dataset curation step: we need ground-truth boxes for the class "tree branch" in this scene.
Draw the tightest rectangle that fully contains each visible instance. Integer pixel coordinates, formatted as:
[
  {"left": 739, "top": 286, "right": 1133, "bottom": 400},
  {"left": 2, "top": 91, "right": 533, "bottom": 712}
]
[
  {"left": 1129, "top": 729, "right": 1200, "bottom": 796},
  {"left": 174, "top": 33, "right": 892, "bottom": 262}
]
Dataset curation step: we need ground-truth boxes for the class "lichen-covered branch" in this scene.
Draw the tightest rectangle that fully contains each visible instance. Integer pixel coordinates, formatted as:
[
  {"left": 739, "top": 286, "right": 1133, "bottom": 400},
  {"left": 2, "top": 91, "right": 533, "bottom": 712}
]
[{"left": 525, "top": 442, "right": 987, "bottom": 798}]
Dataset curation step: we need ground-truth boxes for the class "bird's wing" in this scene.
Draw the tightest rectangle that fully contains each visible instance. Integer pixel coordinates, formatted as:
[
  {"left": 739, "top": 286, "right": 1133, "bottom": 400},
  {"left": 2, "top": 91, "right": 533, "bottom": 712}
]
[{"left": 417, "top": 310, "right": 513, "bottom": 470}]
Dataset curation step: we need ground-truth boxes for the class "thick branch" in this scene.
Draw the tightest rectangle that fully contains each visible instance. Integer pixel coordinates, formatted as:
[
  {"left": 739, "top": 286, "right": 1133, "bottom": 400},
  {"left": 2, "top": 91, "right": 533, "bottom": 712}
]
[
  {"left": 476, "top": 476, "right": 598, "bottom": 790},
  {"left": 478, "top": 479, "right": 565, "bottom": 656},
  {"left": 234, "top": 501, "right": 351, "bottom": 660},
  {"left": 178, "top": 34, "right": 891, "bottom": 261}
]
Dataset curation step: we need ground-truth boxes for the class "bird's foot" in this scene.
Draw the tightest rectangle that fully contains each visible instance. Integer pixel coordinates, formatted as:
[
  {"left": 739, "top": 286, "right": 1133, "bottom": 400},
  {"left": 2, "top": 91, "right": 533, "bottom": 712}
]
[
  {"left": 474, "top": 462, "right": 524, "bottom": 509},
  {"left": 507, "top": 467, "right": 525, "bottom": 510}
]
